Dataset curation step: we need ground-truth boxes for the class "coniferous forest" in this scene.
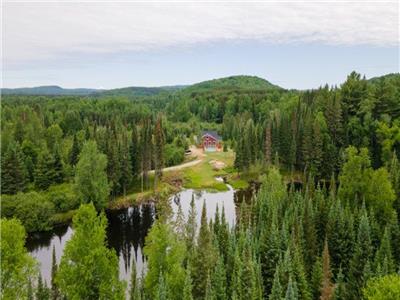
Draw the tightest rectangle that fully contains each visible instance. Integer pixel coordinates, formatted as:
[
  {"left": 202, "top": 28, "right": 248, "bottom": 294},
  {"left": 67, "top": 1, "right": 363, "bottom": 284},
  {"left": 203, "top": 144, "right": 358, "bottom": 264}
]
[{"left": 1, "top": 72, "right": 400, "bottom": 299}]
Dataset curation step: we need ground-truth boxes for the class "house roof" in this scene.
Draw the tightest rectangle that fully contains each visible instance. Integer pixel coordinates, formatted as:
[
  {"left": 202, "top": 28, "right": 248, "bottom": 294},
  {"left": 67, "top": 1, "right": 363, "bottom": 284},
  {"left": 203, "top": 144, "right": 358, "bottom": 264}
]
[{"left": 201, "top": 130, "right": 221, "bottom": 141}]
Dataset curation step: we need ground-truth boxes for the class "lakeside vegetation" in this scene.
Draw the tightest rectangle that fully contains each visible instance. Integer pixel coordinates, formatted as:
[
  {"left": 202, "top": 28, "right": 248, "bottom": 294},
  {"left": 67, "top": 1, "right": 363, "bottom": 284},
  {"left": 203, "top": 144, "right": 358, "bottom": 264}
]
[{"left": 1, "top": 72, "right": 400, "bottom": 299}]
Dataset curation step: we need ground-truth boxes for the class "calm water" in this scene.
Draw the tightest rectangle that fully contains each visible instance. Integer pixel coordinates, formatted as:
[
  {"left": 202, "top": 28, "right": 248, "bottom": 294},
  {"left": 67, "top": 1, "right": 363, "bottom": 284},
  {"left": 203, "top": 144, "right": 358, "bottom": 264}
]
[{"left": 26, "top": 183, "right": 249, "bottom": 285}]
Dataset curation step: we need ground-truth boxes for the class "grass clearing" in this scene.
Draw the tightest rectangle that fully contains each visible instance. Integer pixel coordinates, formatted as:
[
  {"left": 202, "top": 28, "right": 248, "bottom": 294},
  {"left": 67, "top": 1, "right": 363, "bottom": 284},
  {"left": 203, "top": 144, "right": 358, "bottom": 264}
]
[{"left": 182, "top": 150, "right": 235, "bottom": 191}]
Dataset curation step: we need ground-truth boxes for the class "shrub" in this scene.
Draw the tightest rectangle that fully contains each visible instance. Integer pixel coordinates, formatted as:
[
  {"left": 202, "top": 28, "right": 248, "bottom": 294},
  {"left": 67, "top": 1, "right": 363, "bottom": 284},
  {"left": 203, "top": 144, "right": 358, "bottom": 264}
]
[
  {"left": 1, "top": 192, "right": 55, "bottom": 232},
  {"left": 164, "top": 144, "right": 185, "bottom": 167},
  {"left": 46, "top": 183, "right": 80, "bottom": 212}
]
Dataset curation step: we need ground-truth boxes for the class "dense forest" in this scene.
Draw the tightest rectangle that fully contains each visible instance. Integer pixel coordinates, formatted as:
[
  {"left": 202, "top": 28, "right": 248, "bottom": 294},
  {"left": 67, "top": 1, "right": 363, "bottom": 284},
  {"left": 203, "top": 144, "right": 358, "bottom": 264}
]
[{"left": 1, "top": 72, "right": 400, "bottom": 299}]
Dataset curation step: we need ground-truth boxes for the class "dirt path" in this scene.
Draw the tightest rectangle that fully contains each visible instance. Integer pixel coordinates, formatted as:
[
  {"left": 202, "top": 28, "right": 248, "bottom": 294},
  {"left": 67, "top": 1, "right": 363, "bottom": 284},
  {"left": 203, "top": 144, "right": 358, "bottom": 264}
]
[{"left": 149, "top": 146, "right": 204, "bottom": 173}]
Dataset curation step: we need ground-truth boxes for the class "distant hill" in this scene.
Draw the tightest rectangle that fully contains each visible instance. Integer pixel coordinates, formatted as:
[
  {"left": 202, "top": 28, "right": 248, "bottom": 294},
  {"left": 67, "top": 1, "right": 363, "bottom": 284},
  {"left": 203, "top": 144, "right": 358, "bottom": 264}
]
[
  {"left": 181, "top": 75, "right": 282, "bottom": 95},
  {"left": 95, "top": 85, "right": 186, "bottom": 97},
  {"left": 368, "top": 73, "right": 400, "bottom": 84},
  {"left": 1, "top": 85, "right": 186, "bottom": 97},
  {"left": 0, "top": 75, "right": 289, "bottom": 97},
  {"left": 1, "top": 86, "right": 101, "bottom": 96}
]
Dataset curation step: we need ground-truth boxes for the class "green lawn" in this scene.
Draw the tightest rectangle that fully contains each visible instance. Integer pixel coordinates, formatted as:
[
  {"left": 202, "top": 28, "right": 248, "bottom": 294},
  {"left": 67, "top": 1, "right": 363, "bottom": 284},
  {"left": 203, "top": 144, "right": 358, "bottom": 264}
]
[{"left": 182, "top": 150, "right": 235, "bottom": 191}]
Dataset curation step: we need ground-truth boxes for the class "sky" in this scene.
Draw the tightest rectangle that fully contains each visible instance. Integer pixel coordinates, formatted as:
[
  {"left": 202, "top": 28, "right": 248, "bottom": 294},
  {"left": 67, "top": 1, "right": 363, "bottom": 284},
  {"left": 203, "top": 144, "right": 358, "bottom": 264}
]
[{"left": 2, "top": 0, "right": 399, "bottom": 90}]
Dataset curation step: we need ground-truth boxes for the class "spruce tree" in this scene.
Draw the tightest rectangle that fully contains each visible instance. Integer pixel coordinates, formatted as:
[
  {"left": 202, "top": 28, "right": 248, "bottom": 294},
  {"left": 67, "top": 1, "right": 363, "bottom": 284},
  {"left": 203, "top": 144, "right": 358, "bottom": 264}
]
[
  {"left": 34, "top": 150, "right": 56, "bottom": 190},
  {"left": 265, "top": 120, "right": 272, "bottom": 165},
  {"left": 27, "top": 278, "right": 34, "bottom": 300},
  {"left": 260, "top": 220, "right": 281, "bottom": 295},
  {"left": 130, "top": 258, "right": 138, "bottom": 300},
  {"left": 155, "top": 272, "right": 167, "bottom": 300},
  {"left": 185, "top": 194, "right": 197, "bottom": 258},
  {"left": 53, "top": 149, "right": 64, "bottom": 184},
  {"left": 310, "top": 257, "right": 322, "bottom": 300},
  {"left": 36, "top": 274, "right": 50, "bottom": 300},
  {"left": 192, "top": 202, "right": 215, "bottom": 299},
  {"left": 374, "top": 227, "right": 394, "bottom": 276},
  {"left": 183, "top": 268, "right": 194, "bottom": 300},
  {"left": 333, "top": 267, "right": 346, "bottom": 300},
  {"left": 154, "top": 114, "right": 165, "bottom": 189},
  {"left": 212, "top": 254, "right": 227, "bottom": 300},
  {"left": 130, "top": 125, "right": 141, "bottom": 178},
  {"left": 1, "top": 142, "right": 27, "bottom": 194},
  {"left": 69, "top": 134, "right": 80, "bottom": 166},
  {"left": 285, "top": 277, "right": 298, "bottom": 300},
  {"left": 119, "top": 134, "right": 133, "bottom": 197},
  {"left": 270, "top": 264, "right": 283, "bottom": 300},
  {"left": 51, "top": 245, "right": 59, "bottom": 300},
  {"left": 348, "top": 209, "right": 373, "bottom": 299},
  {"left": 320, "top": 240, "right": 334, "bottom": 300}
]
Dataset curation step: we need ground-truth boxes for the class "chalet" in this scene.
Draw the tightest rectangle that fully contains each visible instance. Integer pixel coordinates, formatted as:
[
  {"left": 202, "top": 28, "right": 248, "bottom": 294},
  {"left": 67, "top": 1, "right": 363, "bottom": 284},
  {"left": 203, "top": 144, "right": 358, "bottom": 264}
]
[{"left": 201, "top": 131, "right": 221, "bottom": 152}]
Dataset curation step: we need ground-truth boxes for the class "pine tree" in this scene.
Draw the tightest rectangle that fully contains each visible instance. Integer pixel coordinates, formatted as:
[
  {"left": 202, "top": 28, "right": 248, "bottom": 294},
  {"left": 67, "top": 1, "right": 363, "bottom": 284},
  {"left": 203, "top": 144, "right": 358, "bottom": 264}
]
[
  {"left": 348, "top": 209, "right": 373, "bottom": 299},
  {"left": 310, "top": 257, "right": 322, "bottom": 300},
  {"left": 53, "top": 149, "right": 64, "bottom": 184},
  {"left": 69, "top": 134, "right": 80, "bottom": 166},
  {"left": 51, "top": 245, "right": 59, "bottom": 300},
  {"left": 260, "top": 220, "right": 281, "bottom": 295},
  {"left": 185, "top": 194, "right": 197, "bottom": 257},
  {"left": 212, "top": 253, "right": 227, "bottom": 300},
  {"left": 130, "top": 258, "right": 138, "bottom": 300},
  {"left": 183, "top": 268, "right": 194, "bottom": 300},
  {"left": 27, "top": 278, "right": 34, "bottom": 300},
  {"left": 36, "top": 274, "right": 50, "bottom": 300},
  {"left": 34, "top": 150, "right": 57, "bottom": 190},
  {"left": 265, "top": 121, "right": 272, "bottom": 165},
  {"left": 1, "top": 141, "right": 27, "bottom": 194},
  {"left": 106, "top": 130, "right": 122, "bottom": 197},
  {"left": 155, "top": 272, "right": 167, "bottom": 300},
  {"left": 141, "top": 119, "right": 153, "bottom": 190},
  {"left": 303, "top": 196, "right": 317, "bottom": 275},
  {"left": 119, "top": 134, "right": 133, "bottom": 197},
  {"left": 320, "top": 240, "right": 334, "bottom": 300},
  {"left": 270, "top": 264, "right": 283, "bottom": 300},
  {"left": 204, "top": 274, "right": 213, "bottom": 300},
  {"left": 285, "top": 277, "right": 298, "bottom": 300},
  {"left": 192, "top": 202, "right": 215, "bottom": 298},
  {"left": 374, "top": 227, "right": 395, "bottom": 276},
  {"left": 154, "top": 114, "right": 165, "bottom": 189},
  {"left": 333, "top": 267, "right": 346, "bottom": 300},
  {"left": 130, "top": 125, "right": 141, "bottom": 178}
]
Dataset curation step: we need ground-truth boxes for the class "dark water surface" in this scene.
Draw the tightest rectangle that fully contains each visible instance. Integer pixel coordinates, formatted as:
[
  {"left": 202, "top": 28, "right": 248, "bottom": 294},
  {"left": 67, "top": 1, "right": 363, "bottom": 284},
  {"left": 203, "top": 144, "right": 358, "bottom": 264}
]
[{"left": 26, "top": 183, "right": 246, "bottom": 285}]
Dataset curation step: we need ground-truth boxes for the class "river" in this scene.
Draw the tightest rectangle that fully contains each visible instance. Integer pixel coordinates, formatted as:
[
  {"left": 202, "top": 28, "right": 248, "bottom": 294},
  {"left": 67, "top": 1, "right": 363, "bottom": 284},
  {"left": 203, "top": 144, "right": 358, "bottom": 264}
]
[{"left": 26, "top": 182, "right": 254, "bottom": 285}]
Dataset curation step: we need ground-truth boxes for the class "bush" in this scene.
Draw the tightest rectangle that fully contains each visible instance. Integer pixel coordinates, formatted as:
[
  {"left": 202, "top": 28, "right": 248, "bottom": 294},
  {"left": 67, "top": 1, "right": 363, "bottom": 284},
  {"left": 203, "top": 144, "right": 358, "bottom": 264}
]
[
  {"left": 363, "top": 274, "right": 400, "bottom": 300},
  {"left": 164, "top": 144, "right": 185, "bottom": 167},
  {"left": 46, "top": 183, "right": 80, "bottom": 212},
  {"left": 1, "top": 192, "right": 55, "bottom": 232}
]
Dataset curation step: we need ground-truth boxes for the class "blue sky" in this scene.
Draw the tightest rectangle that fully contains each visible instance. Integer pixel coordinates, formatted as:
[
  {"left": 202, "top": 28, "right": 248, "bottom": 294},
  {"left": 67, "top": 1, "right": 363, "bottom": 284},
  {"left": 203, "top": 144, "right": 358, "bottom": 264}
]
[{"left": 3, "top": 2, "right": 399, "bottom": 89}]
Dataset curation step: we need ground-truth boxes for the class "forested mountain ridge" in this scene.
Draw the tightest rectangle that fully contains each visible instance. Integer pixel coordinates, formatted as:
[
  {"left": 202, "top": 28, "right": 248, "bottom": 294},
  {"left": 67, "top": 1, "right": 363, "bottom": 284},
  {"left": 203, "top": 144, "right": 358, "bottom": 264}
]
[
  {"left": 93, "top": 85, "right": 187, "bottom": 98},
  {"left": 180, "top": 75, "right": 282, "bottom": 94},
  {"left": 1, "top": 85, "right": 101, "bottom": 96},
  {"left": 1, "top": 75, "right": 279, "bottom": 97}
]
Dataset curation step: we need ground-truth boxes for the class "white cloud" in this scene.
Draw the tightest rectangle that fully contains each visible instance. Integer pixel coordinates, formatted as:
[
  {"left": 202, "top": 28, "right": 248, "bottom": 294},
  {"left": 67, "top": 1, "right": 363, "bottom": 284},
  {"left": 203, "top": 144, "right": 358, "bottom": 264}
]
[{"left": 3, "top": 1, "right": 399, "bottom": 66}]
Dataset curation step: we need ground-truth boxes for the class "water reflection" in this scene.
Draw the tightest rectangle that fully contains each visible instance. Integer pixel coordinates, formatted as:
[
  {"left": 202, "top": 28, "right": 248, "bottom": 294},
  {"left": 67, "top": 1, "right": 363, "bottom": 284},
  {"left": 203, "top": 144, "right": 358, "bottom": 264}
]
[{"left": 26, "top": 184, "right": 251, "bottom": 285}]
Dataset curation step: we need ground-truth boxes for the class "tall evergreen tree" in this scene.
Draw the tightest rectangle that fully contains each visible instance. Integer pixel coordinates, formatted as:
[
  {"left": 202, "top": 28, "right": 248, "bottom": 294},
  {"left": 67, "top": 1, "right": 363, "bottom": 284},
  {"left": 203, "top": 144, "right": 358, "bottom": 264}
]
[
  {"left": 1, "top": 141, "right": 27, "bottom": 194},
  {"left": 51, "top": 245, "right": 59, "bottom": 300},
  {"left": 183, "top": 268, "right": 194, "bottom": 300},
  {"left": 36, "top": 274, "right": 50, "bottom": 300},
  {"left": 154, "top": 114, "right": 165, "bottom": 189},
  {"left": 374, "top": 227, "right": 395, "bottom": 276},
  {"left": 348, "top": 209, "right": 373, "bottom": 299},
  {"left": 69, "top": 134, "right": 80, "bottom": 166},
  {"left": 320, "top": 240, "right": 334, "bottom": 300},
  {"left": 130, "top": 125, "right": 140, "bottom": 178},
  {"left": 192, "top": 202, "right": 215, "bottom": 299}
]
